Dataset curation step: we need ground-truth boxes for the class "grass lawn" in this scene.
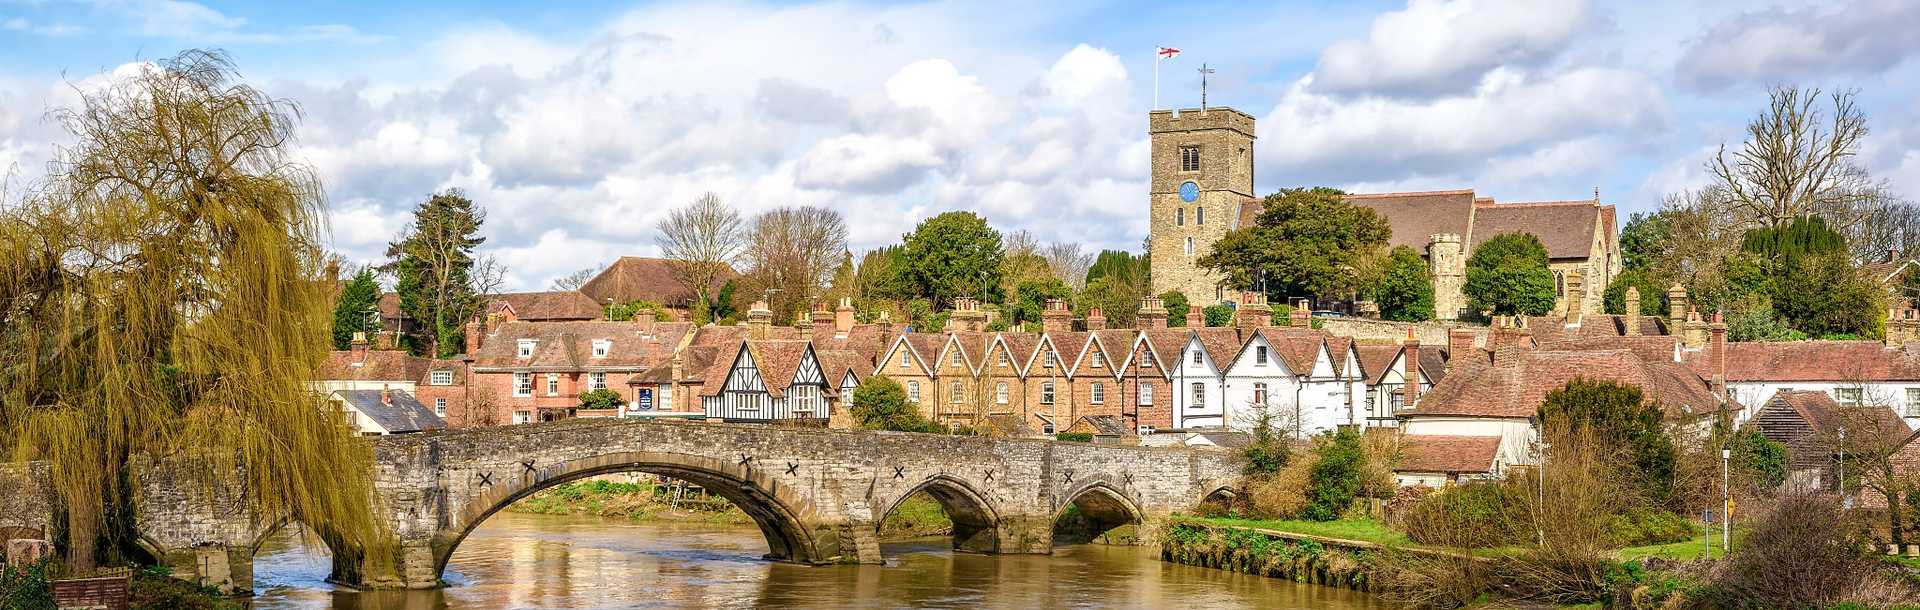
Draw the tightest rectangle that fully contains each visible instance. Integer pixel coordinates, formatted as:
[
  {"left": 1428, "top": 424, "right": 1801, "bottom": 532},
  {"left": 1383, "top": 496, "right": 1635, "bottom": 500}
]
[
  {"left": 1181, "top": 515, "right": 1410, "bottom": 546},
  {"left": 1620, "top": 530, "right": 1742, "bottom": 561}
]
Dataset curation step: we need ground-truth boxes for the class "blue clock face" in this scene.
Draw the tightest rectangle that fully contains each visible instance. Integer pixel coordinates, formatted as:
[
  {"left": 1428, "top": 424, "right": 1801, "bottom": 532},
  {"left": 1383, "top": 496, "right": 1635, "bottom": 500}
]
[{"left": 1178, "top": 181, "right": 1199, "bottom": 203}]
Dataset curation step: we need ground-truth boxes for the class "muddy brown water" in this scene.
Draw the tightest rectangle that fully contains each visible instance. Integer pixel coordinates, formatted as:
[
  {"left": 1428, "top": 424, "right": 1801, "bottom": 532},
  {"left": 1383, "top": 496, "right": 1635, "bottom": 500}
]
[{"left": 250, "top": 511, "right": 1387, "bottom": 609}]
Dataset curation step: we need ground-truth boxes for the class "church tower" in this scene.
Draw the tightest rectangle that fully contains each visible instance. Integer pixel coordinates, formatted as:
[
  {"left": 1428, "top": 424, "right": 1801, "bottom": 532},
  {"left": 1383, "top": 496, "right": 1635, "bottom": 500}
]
[{"left": 1147, "top": 107, "right": 1256, "bottom": 307}]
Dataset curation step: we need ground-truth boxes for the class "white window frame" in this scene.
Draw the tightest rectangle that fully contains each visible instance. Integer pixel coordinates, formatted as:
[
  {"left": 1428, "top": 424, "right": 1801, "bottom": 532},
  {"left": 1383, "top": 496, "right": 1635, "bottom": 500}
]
[
  {"left": 517, "top": 339, "right": 536, "bottom": 358},
  {"left": 908, "top": 381, "right": 921, "bottom": 403},
  {"left": 951, "top": 351, "right": 962, "bottom": 368},
  {"left": 998, "top": 352, "right": 1010, "bottom": 367},
  {"left": 1192, "top": 351, "right": 1202, "bottom": 365},
  {"left": 1044, "top": 351, "right": 1056, "bottom": 368},
  {"left": 1255, "top": 346, "right": 1268, "bottom": 366},
  {"left": 546, "top": 373, "right": 560, "bottom": 396},
  {"left": 1834, "top": 387, "right": 1864, "bottom": 407},
  {"left": 1908, "top": 388, "right": 1920, "bottom": 417},
  {"left": 1253, "top": 382, "right": 1268, "bottom": 405},
  {"left": 1139, "top": 383, "right": 1153, "bottom": 406},
  {"left": 1191, "top": 382, "right": 1205, "bottom": 405},
  {"left": 1091, "top": 382, "right": 1105, "bottom": 404},
  {"left": 1041, "top": 382, "right": 1056, "bottom": 405},
  {"left": 513, "top": 372, "right": 532, "bottom": 397},
  {"left": 996, "top": 382, "right": 1009, "bottom": 404},
  {"left": 430, "top": 370, "right": 453, "bottom": 386},
  {"left": 591, "top": 339, "right": 611, "bottom": 358},
  {"left": 512, "top": 410, "right": 531, "bottom": 424},
  {"left": 434, "top": 398, "right": 447, "bottom": 417},
  {"left": 950, "top": 381, "right": 965, "bottom": 404},
  {"left": 1092, "top": 353, "right": 1104, "bottom": 369},
  {"left": 590, "top": 372, "right": 607, "bottom": 391},
  {"left": 900, "top": 353, "right": 911, "bottom": 369}
]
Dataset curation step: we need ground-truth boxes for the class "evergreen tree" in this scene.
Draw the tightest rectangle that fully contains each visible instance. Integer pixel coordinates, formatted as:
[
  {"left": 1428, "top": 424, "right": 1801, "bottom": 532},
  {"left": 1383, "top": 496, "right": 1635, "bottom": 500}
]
[
  {"left": 331, "top": 267, "right": 383, "bottom": 350},
  {"left": 387, "top": 189, "right": 488, "bottom": 358},
  {"left": 1618, "top": 211, "right": 1672, "bottom": 273},
  {"left": 1009, "top": 278, "right": 1073, "bottom": 326},
  {"left": 1464, "top": 232, "right": 1558, "bottom": 317},
  {"left": 1371, "top": 246, "right": 1434, "bottom": 322},
  {"left": 1601, "top": 269, "right": 1668, "bottom": 316},
  {"left": 901, "top": 212, "right": 1003, "bottom": 308},
  {"left": 1160, "top": 291, "right": 1191, "bottom": 327}
]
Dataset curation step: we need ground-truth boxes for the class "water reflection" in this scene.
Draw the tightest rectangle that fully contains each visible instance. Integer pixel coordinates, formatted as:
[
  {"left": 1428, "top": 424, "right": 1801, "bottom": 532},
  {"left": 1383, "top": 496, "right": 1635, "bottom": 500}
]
[{"left": 252, "top": 512, "right": 1385, "bottom": 609}]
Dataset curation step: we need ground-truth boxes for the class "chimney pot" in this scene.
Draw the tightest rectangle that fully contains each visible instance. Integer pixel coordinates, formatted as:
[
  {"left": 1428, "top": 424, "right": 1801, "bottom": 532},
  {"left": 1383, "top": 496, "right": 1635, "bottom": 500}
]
[
  {"left": 1086, "top": 307, "right": 1107, "bottom": 331},
  {"left": 1404, "top": 330, "right": 1421, "bottom": 408}
]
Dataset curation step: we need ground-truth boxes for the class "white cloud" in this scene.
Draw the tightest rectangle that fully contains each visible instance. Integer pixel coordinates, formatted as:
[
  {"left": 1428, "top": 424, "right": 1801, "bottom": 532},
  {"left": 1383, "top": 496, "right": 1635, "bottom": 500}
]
[
  {"left": 1675, "top": 0, "right": 1920, "bottom": 91},
  {"left": 1311, "top": 0, "right": 1590, "bottom": 96}
]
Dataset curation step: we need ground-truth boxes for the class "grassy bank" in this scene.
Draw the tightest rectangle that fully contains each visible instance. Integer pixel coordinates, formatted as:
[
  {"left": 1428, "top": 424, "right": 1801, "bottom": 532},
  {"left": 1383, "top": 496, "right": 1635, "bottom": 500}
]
[
  {"left": 1, "top": 564, "right": 241, "bottom": 610},
  {"left": 508, "top": 480, "right": 954, "bottom": 539}
]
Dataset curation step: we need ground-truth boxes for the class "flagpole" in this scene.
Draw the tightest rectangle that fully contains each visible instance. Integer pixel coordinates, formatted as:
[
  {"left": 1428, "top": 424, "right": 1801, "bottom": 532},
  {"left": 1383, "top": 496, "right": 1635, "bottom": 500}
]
[{"left": 1153, "top": 51, "right": 1160, "bottom": 111}]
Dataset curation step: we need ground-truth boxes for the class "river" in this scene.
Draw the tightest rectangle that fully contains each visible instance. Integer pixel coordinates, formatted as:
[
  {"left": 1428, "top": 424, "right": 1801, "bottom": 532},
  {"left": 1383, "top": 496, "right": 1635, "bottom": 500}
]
[{"left": 251, "top": 511, "right": 1385, "bottom": 609}]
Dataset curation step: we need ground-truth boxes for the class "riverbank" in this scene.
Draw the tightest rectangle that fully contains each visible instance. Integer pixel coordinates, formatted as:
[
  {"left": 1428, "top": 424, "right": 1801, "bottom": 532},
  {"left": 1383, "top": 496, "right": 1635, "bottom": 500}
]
[{"left": 506, "top": 479, "right": 954, "bottom": 539}]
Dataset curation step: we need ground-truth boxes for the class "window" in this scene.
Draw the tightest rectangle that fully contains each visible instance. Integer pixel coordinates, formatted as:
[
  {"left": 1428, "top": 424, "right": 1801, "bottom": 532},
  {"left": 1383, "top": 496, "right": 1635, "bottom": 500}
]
[
  {"left": 996, "top": 382, "right": 1009, "bottom": 404},
  {"left": 951, "top": 351, "right": 962, "bottom": 368},
  {"left": 546, "top": 373, "right": 560, "bottom": 396},
  {"left": 908, "top": 381, "right": 921, "bottom": 403},
  {"left": 1192, "top": 351, "right": 1202, "bottom": 365},
  {"left": 1092, "top": 353, "right": 1105, "bottom": 368},
  {"left": 1908, "top": 388, "right": 1920, "bottom": 417},
  {"left": 517, "top": 339, "right": 536, "bottom": 358},
  {"left": 1554, "top": 270, "right": 1566, "bottom": 297},
  {"left": 1184, "top": 237, "right": 1194, "bottom": 256},
  {"left": 591, "top": 339, "right": 610, "bottom": 358},
  {"left": 1253, "top": 382, "right": 1268, "bottom": 405},
  {"left": 999, "top": 352, "right": 1010, "bottom": 367},
  {"left": 1141, "top": 356, "right": 1153, "bottom": 368},
  {"left": 1091, "top": 382, "right": 1106, "bottom": 404},
  {"left": 1196, "top": 206, "right": 1205, "bottom": 225},
  {"left": 1044, "top": 351, "right": 1057, "bottom": 368},
  {"left": 1176, "top": 207, "right": 1184, "bottom": 226},
  {"left": 1179, "top": 145, "right": 1200, "bottom": 171},
  {"left": 434, "top": 398, "right": 447, "bottom": 417},
  {"left": 1834, "top": 387, "right": 1863, "bottom": 406},
  {"left": 1255, "top": 346, "right": 1268, "bottom": 366},
  {"left": 1191, "top": 382, "right": 1205, "bottom": 405},
  {"left": 430, "top": 370, "right": 453, "bottom": 386},
  {"left": 660, "top": 386, "right": 673, "bottom": 410},
  {"left": 950, "top": 381, "right": 965, "bottom": 403},
  {"left": 513, "top": 373, "right": 532, "bottom": 397},
  {"left": 900, "top": 353, "right": 911, "bottom": 369},
  {"left": 1139, "top": 383, "right": 1154, "bottom": 405},
  {"left": 1042, "top": 422, "right": 1056, "bottom": 435},
  {"left": 1387, "top": 385, "right": 1405, "bottom": 412},
  {"left": 590, "top": 372, "right": 606, "bottom": 391},
  {"left": 1042, "top": 382, "right": 1056, "bottom": 405},
  {"left": 513, "top": 410, "right": 532, "bottom": 424}
]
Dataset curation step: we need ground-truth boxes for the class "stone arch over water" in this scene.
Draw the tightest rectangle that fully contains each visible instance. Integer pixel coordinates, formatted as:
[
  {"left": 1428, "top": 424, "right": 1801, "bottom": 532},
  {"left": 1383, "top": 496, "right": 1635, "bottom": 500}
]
[
  {"left": 877, "top": 474, "right": 1002, "bottom": 553},
  {"left": 1053, "top": 481, "right": 1144, "bottom": 544},
  {"left": 430, "top": 450, "right": 830, "bottom": 581}
]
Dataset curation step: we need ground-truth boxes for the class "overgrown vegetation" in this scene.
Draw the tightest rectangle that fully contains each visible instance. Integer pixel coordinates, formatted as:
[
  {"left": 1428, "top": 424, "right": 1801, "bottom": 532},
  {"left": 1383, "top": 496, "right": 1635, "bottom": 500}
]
[{"left": 849, "top": 376, "right": 945, "bottom": 433}]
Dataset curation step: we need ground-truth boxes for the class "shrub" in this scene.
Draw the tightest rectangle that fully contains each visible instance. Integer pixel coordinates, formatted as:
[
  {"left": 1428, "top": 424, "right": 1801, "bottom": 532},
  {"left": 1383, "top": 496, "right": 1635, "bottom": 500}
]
[
  {"left": 0, "top": 562, "right": 54, "bottom": 610},
  {"left": 1054, "top": 432, "right": 1093, "bottom": 443},
  {"left": 1401, "top": 481, "right": 1528, "bottom": 548},
  {"left": 851, "top": 376, "right": 944, "bottom": 433},
  {"left": 1605, "top": 509, "right": 1700, "bottom": 547},
  {"left": 1703, "top": 492, "right": 1893, "bottom": 608},
  {"left": 578, "top": 388, "right": 626, "bottom": 410},
  {"left": 1202, "top": 304, "right": 1234, "bottom": 327},
  {"left": 1303, "top": 429, "right": 1368, "bottom": 521}
]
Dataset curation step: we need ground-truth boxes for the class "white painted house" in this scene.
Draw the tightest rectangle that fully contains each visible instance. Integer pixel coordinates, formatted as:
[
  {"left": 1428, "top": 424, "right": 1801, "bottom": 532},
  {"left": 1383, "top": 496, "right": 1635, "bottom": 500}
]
[{"left": 1169, "top": 328, "right": 1241, "bottom": 430}]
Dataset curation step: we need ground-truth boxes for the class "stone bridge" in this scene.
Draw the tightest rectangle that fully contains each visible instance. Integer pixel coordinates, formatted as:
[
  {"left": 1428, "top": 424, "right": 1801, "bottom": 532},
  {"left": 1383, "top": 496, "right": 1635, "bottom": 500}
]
[{"left": 1, "top": 419, "right": 1243, "bottom": 592}]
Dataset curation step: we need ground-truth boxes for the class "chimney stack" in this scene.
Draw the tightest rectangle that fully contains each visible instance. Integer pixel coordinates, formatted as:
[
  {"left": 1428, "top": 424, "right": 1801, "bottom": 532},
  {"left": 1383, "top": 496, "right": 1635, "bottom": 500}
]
[
  {"left": 464, "top": 317, "right": 483, "bottom": 354},
  {"left": 1666, "top": 284, "right": 1689, "bottom": 332},
  {"left": 1624, "top": 286, "right": 1642, "bottom": 336},
  {"left": 351, "top": 331, "right": 371, "bottom": 359},
  {"left": 1138, "top": 296, "right": 1169, "bottom": 329},
  {"left": 797, "top": 312, "right": 815, "bottom": 341},
  {"left": 1886, "top": 300, "right": 1919, "bottom": 346},
  {"left": 1187, "top": 309, "right": 1206, "bottom": 328},
  {"left": 1236, "top": 293, "right": 1272, "bottom": 328},
  {"left": 875, "top": 311, "right": 896, "bottom": 349},
  {"left": 811, "top": 301, "right": 835, "bottom": 339},
  {"left": 1564, "top": 268, "right": 1585, "bottom": 327},
  {"left": 1403, "top": 329, "right": 1421, "bottom": 409},
  {"left": 1042, "top": 299, "right": 1072, "bottom": 334},
  {"left": 1086, "top": 307, "right": 1107, "bottom": 331},
  {"left": 1681, "top": 307, "right": 1709, "bottom": 350},
  {"left": 380, "top": 384, "right": 392, "bottom": 405},
  {"left": 835, "top": 297, "right": 856, "bottom": 337},
  {"left": 1709, "top": 311, "right": 1728, "bottom": 395},
  {"left": 1288, "top": 298, "right": 1310, "bottom": 328},
  {"left": 950, "top": 297, "right": 988, "bottom": 332},
  {"left": 746, "top": 300, "right": 774, "bottom": 340},
  {"left": 1447, "top": 327, "right": 1476, "bottom": 371}
]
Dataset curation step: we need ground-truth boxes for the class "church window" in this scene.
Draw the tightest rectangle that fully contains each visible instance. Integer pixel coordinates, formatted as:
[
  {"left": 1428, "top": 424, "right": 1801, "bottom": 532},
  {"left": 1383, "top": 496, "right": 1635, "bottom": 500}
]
[
  {"left": 1184, "top": 237, "right": 1194, "bottom": 256},
  {"left": 1175, "top": 207, "right": 1184, "bottom": 226},
  {"left": 1179, "top": 145, "right": 1200, "bottom": 171},
  {"left": 1196, "top": 206, "right": 1205, "bottom": 225}
]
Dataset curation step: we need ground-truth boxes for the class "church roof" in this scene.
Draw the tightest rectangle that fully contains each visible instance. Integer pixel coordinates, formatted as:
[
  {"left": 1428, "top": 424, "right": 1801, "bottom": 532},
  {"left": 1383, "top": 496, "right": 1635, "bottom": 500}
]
[
  {"left": 1344, "top": 189, "right": 1479, "bottom": 251},
  {"left": 1470, "top": 200, "right": 1602, "bottom": 260}
]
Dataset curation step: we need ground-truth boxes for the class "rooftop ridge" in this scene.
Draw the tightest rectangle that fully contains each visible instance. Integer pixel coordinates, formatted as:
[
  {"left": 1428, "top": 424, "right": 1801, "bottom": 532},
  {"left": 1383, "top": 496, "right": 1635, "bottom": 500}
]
[
  {"left": 1479, "top": 200, "right": 1602, "bottom": 208},
  {"left": 1343, "top": 188, "right": 1476, "bottom": 198}
]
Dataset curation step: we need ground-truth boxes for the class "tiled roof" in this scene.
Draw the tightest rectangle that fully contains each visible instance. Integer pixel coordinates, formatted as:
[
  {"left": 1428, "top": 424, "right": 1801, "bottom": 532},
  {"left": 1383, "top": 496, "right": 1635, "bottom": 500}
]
[
  {"left": 748, "top": 340, "right": 814, "bottom": 398},
  {"left": 900, "top": 333, "right": 948, "bottom": 372},
  {"left": 1326, "top": 337, "right": 1354, "bottom": 377},
  {"left": 1345, "top": 190, "right": 1479, "bottom": 251},
  {"left": 578, "top": 256, "right": 738, "bottom": 307},
  {"left": 1047, "top": 331, "right": 1092, "bottom": 373},
  {"left": 944, "top": 331, "right": 994, "bottom": 370},
  {"left": 1191, "top": 328, "right": 1245, "bottom": 371},
  {"left": 1068, "top": 414, "right": 1131, "bottom": 436},
  {"left": 1750, "top": 391, "right": 1911, "bottom": 468},
  {"left": 1093, "top": 330, "right": 1142, "bottom": 375},
  {"left": 1398, "top": 435, "right": 1500, "bottom": 474},
  {"left": 1471, "top": 201, "right": 1600, "bottom": 260},
  {"left": 996, "top": 333, "right": 1045, "bottom": 374},
  {"left": 420, "top": 360, "right": 469, "bottom": 386},
  {"left": 1411, "top": 347, "right": 1725, "bottom": 420},
  {"left": 1354, "top": 344, "right": 1403, "bottom": 385},
  {"left": 1141, "top": 329, "right": 1190, "bottom": 378},
  {"left": 491, "top": 290, "right": 604, "bottom": 321},
  {"left": 316, "top": 350, "right": 429, "bottom": 382},
  {"left": 816, "top": 349, "right": 868, "bottom": 389},
  {"left": 333, "top": 389, "right": 446, "bottom": 434},
  {"left": 1685, "top": 341, "right": 1920, "bottom": 382},
  {"left": 811, "top": 323, "right": 891, "bottom": 364},
  {"left": 1528, "top": 314, "right": 1671, "bottom": 343},
  {"left": 470, "top": 321, "right": 694, "bottom": 369}
]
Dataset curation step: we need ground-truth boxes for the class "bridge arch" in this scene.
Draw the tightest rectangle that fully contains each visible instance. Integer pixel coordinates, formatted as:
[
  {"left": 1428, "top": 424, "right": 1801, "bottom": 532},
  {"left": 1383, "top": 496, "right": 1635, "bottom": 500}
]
[
  {"left": 878, "top": 474, "right": 1001, "bottom": 553},
  {"left": 432, "top": 450, "right": 830, "bottom": 579},
  {"left": 1052, "top": 481, "right": 1144, "bottom": 545}
]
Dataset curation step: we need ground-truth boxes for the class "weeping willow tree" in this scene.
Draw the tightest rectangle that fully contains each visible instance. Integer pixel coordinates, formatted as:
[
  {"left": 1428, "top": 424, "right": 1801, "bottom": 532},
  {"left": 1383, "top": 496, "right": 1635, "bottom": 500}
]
[{"left": 0, "top": 50, "right": 381, "bottom": 573}]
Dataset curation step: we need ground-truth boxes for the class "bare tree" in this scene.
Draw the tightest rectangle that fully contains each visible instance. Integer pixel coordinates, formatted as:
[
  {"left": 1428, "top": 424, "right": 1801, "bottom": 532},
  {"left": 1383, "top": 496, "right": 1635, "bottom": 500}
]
[
  {"left": 657, "top": 192, "right": 745, "bottom": 306},
  {"left": 1004, "top": 230, "right": 1041, "bottom": 259},
  {"left": 1710, "top": 86, "right": 1891, "bottom": 235},
  {"left": 745, "top": 205, "right": 849, "bottom": 319},
  {"left": 1043, "top": 242, "right": 1095, "bottom": 290},
  {"left": 550, "top": 265, "right": 601, "bottom": 291}
]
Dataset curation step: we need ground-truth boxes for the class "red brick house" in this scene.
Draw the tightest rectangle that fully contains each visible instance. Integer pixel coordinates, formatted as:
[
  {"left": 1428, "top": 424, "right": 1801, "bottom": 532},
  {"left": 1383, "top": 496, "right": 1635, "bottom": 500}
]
[
  {"left": 464, "top": 316, "right": 694, "bottom": 424},
  {"left": 489, "top": 290, "right": 605, "bottom": 322}
]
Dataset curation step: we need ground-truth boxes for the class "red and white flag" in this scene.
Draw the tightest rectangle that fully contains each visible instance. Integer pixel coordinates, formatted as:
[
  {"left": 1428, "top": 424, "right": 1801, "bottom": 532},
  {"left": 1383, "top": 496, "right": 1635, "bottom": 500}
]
[{"left": 1157, "top": 46, "right": 1181, "bottom": 60}]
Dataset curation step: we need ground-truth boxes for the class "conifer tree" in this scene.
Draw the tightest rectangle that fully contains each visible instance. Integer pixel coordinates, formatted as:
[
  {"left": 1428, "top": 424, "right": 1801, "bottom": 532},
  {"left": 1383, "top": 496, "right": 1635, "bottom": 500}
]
[
  {"left": 386, "top": 190, "right": 488, "bottom": 357},
  {"left": 332, "top": 267, "right": 383, "bottom": 350}
]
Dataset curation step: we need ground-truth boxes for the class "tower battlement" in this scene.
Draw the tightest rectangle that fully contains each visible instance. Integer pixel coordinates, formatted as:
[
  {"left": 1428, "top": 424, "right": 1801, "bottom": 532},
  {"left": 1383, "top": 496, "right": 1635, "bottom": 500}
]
[
  {"left": 1148, "top": 108, "right": 1257, "bottom": 137},
  {"left": 1147, "top": 105, "right": 1256, "bottom": 307}
]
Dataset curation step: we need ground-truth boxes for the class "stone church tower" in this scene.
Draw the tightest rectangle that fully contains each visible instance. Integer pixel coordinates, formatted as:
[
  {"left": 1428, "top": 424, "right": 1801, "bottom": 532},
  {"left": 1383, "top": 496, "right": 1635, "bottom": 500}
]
[{"left": 1147, "top": 107, "right": 1256, "bottom": 307}]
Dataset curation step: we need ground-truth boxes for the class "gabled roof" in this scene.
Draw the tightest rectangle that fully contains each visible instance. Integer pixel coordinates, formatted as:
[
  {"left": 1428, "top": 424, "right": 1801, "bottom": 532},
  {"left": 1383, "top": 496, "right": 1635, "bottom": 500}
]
[
  {"left": 698, "top": 339, "right": 819, "bottom": 399},
  {"left": 1411, "top": 347, "right": 1726, "bottom": 420},
  {"left": 1345, "top": 189, "right": 1478, "bottom": 252},
  {"left": 1528, "top": 314, "right": 1670, "bottom": 343},
  {"left": 1398, "top": 435, "right": 1500, "bottom": 474},
  {"left": 1355, "top": 344, "right": 1404, "bottom": 385},
  {"left": 578, "top": 256, "right": 737, "bottom": 308},
  {"left": 938, "top": 331, "right": 993, "bottom": 373},
  {"left": 1685, "top": 341, "right": 1920, "bottom": 382},
  {"left": 1750, "top": 390, "right": 1911, "bottom": 468},
  {"left": 1471, "top": 200, "right": 1601, "bottom": 260},
  {"left": 1141, "top": 329, "right": 1191, "bottom": 376},
  {"left": 1067, "top": 414, "right": 1131, "bottom": 436},
  {"left": 876, "top": 332, "right": 944, "bottom": 377},
  {"left": 1190, "top": 327, "right": 1245, "bottom": 371},
  {"left": 470, "top": 321, "right": 694, "bottom": 369},
  {"left": 992, "top": 332, "right": 1045, "bottom": 376},
  {"left": 1026, "top": 333, "right": 1077, "bottom": 374},
  {"left": 1048, "top": 331, "right": 1092, "bottom": 375},
  {"left": 811, "top": 323, "right": 891, "bottom": 365},
  {"left": 815, "top": 349, "right": 867, "bottom": 389},
  {"left": 332, "top": 389, "right": 445, "bottom": 434},
  {"left": 1091, "top": 330, "right": 1143, "bottom": 378},
  {"left": 490, "top": 290, "right": 603, "bottom": 321},
  {"left": 316, "top": 349, "right": 429, "bottom": 382},
  {"left": 377, "top": 292, "right": 405, "bottom": 320}
]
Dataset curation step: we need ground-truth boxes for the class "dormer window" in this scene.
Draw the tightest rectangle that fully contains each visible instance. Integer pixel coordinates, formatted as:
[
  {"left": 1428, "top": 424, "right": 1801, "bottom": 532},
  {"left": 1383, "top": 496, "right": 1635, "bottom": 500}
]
[
  {"left": 592, "top": 339, "right": 610, "bottom": 358},
  {"left": 430, "top": 370, "right": 453, "bottom": 386},
  {"left": 517, "top": 339, "right": 536, "bottom": 358},
  {"left": 1092, "top": 353, "right": 1105, "bottom": 368}
]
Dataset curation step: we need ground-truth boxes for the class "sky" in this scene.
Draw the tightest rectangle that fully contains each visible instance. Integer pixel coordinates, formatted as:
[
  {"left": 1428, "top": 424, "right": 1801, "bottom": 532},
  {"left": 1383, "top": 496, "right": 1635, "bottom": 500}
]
[{"left": 4, "top": 0, "right": 1920, "bottom": 291}]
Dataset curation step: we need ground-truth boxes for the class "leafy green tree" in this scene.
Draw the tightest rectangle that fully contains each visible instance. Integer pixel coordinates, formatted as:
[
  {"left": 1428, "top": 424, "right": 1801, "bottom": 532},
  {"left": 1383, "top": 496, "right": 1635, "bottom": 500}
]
[
  {"left": 1538, "top": 379, "right": 1679, "bottom": 509},
  {"left": 902, "top": 211, "right": 1003, "bottom": 308},
  {"left": 387, "top": 189, "right": 490, "bottom": 357},
  {"left": 1075, "top": 275, "right": 1146, "bottom": 328},
  {"left": 579, "top": 389, "right": 627, "bottom": 410},
  {"left": 1723, "top": 293, "right": 1804, "bottom": 342},
  {"left": 1203, "top": 304, "right": 1234, "bottom": 327},
  {"left": 1199, "top": 187, "right": 1390, "bottom": 302},
  {"left": 1729, "top": 428, "right": 1787, "bottom": 492},
  {"left": 606, "top": 299, "right": 672, "bottom": 322},
  {"left": 1242, "top": 405, "right": 1291, "bottom": 477},
  {"left": 1303, "top": 428, "right": 1368, "bottom": 522},
  {"left": 854, "top": 246, "right": 913, "bottom": 302},
  {"left": 332, "top": 266, "right": 382, "bottom": 350},
  {"left": 1085, "top": 249, "right": 1149, "bottom": 288},
  {"left": 850, "top": 376, "right": 943, "bottom": 433},
  {"left": 1009, "top": 278, "right": 1073, "bottom": 327},
  {"left": 1160, "top": 291, "right": 1191, "bottom": 327},
  {"left": 1601, "top": 269, "right": 1667, "bottom": 316},
  {"left": 1773, "top": 250, "right": 1884, "bottom": 338},
  {"left": 1464, "top": 232, "right": 1557, "bottom": 317},
  {"left": 1619, "top": 211, "right": 1672, "bottom": 273},
  {"left": 1370, "top": 246, "right": 1433, "bottom": 322}
]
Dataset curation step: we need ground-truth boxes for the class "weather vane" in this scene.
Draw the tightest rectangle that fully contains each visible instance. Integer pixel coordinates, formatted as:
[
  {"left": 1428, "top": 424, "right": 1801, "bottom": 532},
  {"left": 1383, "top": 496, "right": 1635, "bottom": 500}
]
[{"left": 1198, "top": 63, "right": 1215, "bottom": 109}]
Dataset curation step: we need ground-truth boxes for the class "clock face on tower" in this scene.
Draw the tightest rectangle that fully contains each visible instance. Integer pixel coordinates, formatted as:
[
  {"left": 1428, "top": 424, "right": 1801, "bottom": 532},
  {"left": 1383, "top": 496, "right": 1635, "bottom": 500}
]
[{"left": 1178, "top": 180, "right": 1199, "bottom": 203}]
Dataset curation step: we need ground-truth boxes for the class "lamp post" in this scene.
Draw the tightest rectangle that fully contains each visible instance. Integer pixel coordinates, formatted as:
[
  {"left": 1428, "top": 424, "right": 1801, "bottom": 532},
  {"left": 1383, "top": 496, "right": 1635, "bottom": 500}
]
[
  {"left": 1532, "top": 416, "right": 1547, "bottom": 548},
  {"left": 1721, "top": 446, "right": 1731, "bottom": 557}
]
